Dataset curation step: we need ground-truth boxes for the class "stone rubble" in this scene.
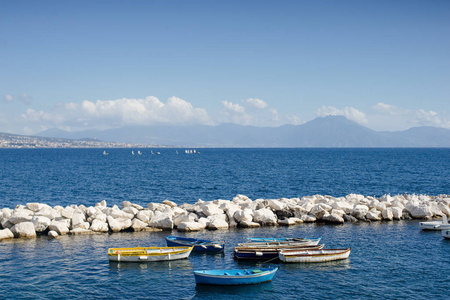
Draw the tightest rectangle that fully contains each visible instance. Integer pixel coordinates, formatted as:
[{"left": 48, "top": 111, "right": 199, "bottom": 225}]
[{"left": 0, "top": 194, "right": 449, "bottom": 241}]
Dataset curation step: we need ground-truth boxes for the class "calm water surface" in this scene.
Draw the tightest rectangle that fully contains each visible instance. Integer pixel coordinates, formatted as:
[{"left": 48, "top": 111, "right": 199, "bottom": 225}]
[{"left": 0, "top": 148, "right": 449, "bottom": 299}]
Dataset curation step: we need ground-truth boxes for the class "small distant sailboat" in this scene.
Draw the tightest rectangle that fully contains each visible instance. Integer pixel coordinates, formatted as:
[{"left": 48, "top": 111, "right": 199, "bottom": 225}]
[
  {"left": 176, "top": 150, "right": 178, "bottom": 154},
  {"left": 103, "top": 150, "right": 109, "bottom": 155},
  {"left": 151, "top": 150, "right": 154, "bottom": 155},
  {"left": 132, "top": 150, "right": 135, "bottom": 155},
  {"left": 157, "top": 152, "right": 161, "bottom": 154},
  {"left": 138, "top": 151, "right": 142, "bottom": 155}
]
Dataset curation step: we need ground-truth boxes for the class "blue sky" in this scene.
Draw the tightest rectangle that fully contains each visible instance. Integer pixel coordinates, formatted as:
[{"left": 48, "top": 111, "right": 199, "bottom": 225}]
[{"left": 1, "top": 0, "right": 449, "bottom": 135}]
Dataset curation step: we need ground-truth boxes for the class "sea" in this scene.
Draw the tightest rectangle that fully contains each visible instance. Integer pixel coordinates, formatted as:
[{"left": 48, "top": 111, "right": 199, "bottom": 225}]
[{"left": 0, "top": 148, "right": 449, "bottom": 299}]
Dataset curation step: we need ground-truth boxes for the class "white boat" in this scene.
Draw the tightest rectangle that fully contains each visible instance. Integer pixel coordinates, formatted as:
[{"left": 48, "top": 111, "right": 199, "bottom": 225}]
[
  {"left": 138, "top": 151, "right": 142, "bottom": 155},
  {"left": 107, "top": 246, "right": 193, "bottom": 262},
  {"left": 237, "top": 238, "right": 321, "bottom": 248},
  {"left": 279, "top": 248, "right": 351, "bottom": 263},
  {"left": 132, "top": 151, "right": 134, "bottom": 155},
  {"left": 103, "top": 150, "right": 109, "bottom": 155},
  {"left": 442, "top": 229, "right": 450, "bottom": 239},
  {"left": 420, "top": 215, "right": 450, "bottom": 231}
]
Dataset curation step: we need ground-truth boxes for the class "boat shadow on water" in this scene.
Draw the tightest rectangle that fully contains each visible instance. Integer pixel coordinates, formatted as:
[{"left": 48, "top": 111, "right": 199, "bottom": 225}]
[
  {"left": 108, "top": 258, "right": 194, "bottom": 272},
  {"left": 192, "top": 281, "right": 276, "bottom": 299}
]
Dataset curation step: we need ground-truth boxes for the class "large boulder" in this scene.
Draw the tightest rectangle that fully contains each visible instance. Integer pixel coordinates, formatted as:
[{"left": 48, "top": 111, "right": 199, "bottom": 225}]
[
  {"left": 11, "top": 222, "right": 36, "bottom": 238},
  {"left": 391, "top": 207, "right": 403, "bottom": 220},
  {"left": 407, "top": 203, "right": 433, "bottom": 218},
  {"left": 233, "top": 209, "right": 253, "bottom": 223},
  {"left": 382, "top": 208, "right": 394, "bottom": 221},
  {"left": 253, "top": 208, "right": 277, "bottom": 226},
  {"left": 149, "top": 212, "right": 173, "bottom": 230},
  {"left": 177, "top": 221, "right": 206, "bottom": 232},
  {"left": 48, "top": 220, "right": 70, "bottom": 235},
  {"left": 31, "top": 216, "right": 51, "bottom": 232},
  {"left": 0, "top": 228, "right": 14, "bottom": 240},
  {"left": 90, "top": 219, "right": 109, "bottom": 232},
  {"left": 107, "top": 216, "right": 132, "bottom": 232},
  {"left": 201, "top": 203, "right": 224, "bottom": 217},
  {"left": 351, "top": 205, "right": 369, "bottom": 220},
  {"left": 9, "top": 209, "right": 33, "bottom": 224},
  {"left": 206, "top": 216, "right": 229, "bottom": 230}
]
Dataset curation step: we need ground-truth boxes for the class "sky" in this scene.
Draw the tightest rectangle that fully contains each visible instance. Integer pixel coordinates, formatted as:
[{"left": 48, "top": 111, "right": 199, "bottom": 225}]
[{"left": 1, "top": 0, "right": 449, "bottom": 135}]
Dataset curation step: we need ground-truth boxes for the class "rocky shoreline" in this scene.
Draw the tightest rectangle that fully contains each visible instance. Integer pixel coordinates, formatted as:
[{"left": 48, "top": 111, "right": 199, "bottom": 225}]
[{"left": 1, "top": 194, "right": 449, "bottom": 241}]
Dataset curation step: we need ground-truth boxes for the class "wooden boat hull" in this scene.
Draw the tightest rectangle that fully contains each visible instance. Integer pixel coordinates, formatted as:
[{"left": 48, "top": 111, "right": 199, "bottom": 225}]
[
  {"left": 234, "top": 244, "right": 325, "bottom": 260},
  {"left": 279, "top": 248, "right": 351, "bottom": 263},
  {"left": 194, "top": 267, "right": 278, "bottom": 285},
  {"left": 247, "top": 237, "right": 320, "bottom": 243},
  {"left": 237, "top": 238, "right": 321, "bottom": 248},
  {"left": 442, "top": 230, "right": 450, "bottom": 239},
  {"left": 165, "top": 236, "right": 224, "bottom": 253},
  {"left": 108, "top": 246, "right": 193, "bottom": 262}
]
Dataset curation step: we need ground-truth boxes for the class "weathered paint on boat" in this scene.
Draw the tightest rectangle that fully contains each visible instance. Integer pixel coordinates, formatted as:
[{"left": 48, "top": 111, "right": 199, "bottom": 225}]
[
  {"left": 234, "top": 244, "right": 324, "bottom": 260},
  {"left": 165, "top": 236, "right": 224, "bottom": 253},
  {"left": 442, "top": 229, "right": 450, "bottom": 239},
  {"left": 237, "top": 238, "right": 321, "bottom": 248},
  {"left": 279, "top": 248, "right": 351, "bottom": 263},
  {"left": 247, "top": 237, "right": 321, "bottom": 243},
  {"left": 194, "top": 267, "right": 278, "bottom": 285},
  {"left": 107, "top": 246, "right": 193, "bottom": 262}
]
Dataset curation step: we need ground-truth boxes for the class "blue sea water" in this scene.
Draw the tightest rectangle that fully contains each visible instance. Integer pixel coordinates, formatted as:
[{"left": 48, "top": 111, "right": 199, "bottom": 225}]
[{"left": 0, "top": 148, "right": 449, "bottom": 299}]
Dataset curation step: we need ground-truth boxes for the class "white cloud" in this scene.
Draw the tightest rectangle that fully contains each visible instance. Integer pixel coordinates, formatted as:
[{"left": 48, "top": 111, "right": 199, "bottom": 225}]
[
  {"left": 316, "top": 106, "right": 368, "bottom": 125},
  {"left": 222, "top": 101, "right": 245, "bottom": 114},
  {"left": 4, "top": 94, "right": 14, "bottom": 102},
  {"left": 242, "top": 98, "right": 268, "bottom": 109},
  {"left": 20, "top": 96, "right": 213, "bottom": 132},
  {"left": 369, "top": 102, "right": 450, "bottom": 130}
]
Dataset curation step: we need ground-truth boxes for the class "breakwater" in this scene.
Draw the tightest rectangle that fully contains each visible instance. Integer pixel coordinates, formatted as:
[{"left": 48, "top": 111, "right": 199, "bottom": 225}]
[{"left": 1, "top": 193, "right": 449, "bottom": 241}]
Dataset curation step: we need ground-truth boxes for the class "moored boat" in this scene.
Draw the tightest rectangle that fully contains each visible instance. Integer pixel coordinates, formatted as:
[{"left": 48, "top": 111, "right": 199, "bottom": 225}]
[
  {"left": 442, "top": 229, "right": 450, "bottom": 239},
  {"left": 237, "top": 238, "right": 321, "bottom": 248},
  {"left": 234, "top": 244, "right": 325, "bottom": 260},
  {"left": 194, "top": 267, "right": 278, "bottom": 285},
  {"left": 279, "top": 248, "right": 351, "bottom": 263},
  {"left": 247, "top": 237, "right": 320, "bottom": 243},
  {"left": 165, "top": 236, "right": 225, "bottom": 253},
  {"left": 107, "top": 246, "right": 193, "bottom": 262},
  {"left": 420, "top": 215, "right": 450, "bottom": 231}
]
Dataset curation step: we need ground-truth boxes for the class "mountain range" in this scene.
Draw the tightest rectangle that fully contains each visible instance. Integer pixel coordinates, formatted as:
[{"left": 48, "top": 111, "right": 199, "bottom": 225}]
[{"left": 37, "top": 116, "right": 450, "bottom": 148}]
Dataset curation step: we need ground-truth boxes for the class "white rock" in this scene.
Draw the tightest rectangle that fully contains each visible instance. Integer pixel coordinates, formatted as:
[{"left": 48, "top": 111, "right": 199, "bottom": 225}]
[
  {"left": 174, "top": 214, "right": 195, "bottom": 227},
  {"left": 107, "top": 216, "right": 131, "bottom": 232},
  {"left": 9, "top": 209, "right": 33, "bottom": 224},
  {"left": 149, "top": 212, "right": 173, "bottom": 230},
  {"left": 366, "top": 209, "right": 382, "bottom": 221},
  {"left": 61, "top": 206, "right": 75, "bottom": 219},
  {"left": 206, "top": 216, "right": 229, "bottom": 230},
  {"left": 0, "top": 228, "right": 14, "bottom": 240},
  {"left": 233, "top": 209, "right": 253, "bottom": 223},
  {"left": 382, "top": 208, "right": 394, "bottom": 221},
  {"left": 202, "top": 203, "right": 224, "bottom": 217},
  {"left": 135, "top": 211, "right": 151, "bottom": 223},
  {"left": 110, "top": 209, "right": 134, "bottom": 220},
  {"left": 301, "top": 214, "right": 317, "bottom": 222},
  {"left": 123, "top": 206, "right": 139, "bottom": 216},
  {"left": 35, "top": 206, "right": 60, "bottom": 220},
  {"left": 11, "top": 222, "right": 36, "bottom": 238},
  {"left": 71, "top": 211, "right": 86, "bottom": 229},
  {"left": 278, "top": 218, "right": 296, "bottom": 226},
  {"left": 223, "top": 203, "right": 240, "bottom": 222},
  {"left": 438, "top": 202, "right": 450, "bottom": 216},
  {"left": 391, "top": 207, "right": 403, "bottom": 220},
  {"left": 162, "top": 200, "right": 177, "bottom": 208},
  {"left": 48, "top": 230, "right": 59, "bottom": 238},
  {"left": 26, "top": 202, "right": 45, "bottom": 212},
  {"left": 90, "top": 219, "right": 109, "bottom": 232},
  {"left": 48, "top": 220, "right": 70, "bottom": 235},
  {"left": 331, "top": 201, "right": 354, "bottom": 214},
  {"left": 238, "top": 220, "right": 261, "bottom": 228},
  {"left": 323, "top": 213, "right": 345, "bottom": 224},
  {"left": 95, "top": 200, "right": 107, "bottom": 208},
  {"left": 351, "top": 205, "right": 369, "bottom": 219},
  {"left": 407, "top": 203, "right": 433, "bottom": 218},
  {"left": 268, "top": 199, "right": 287, "bottom": 211},
  {"left": 177, "top": 221, "right": 205, "bottom": 232},
  {"left": 253, "top": 208, "right": 278, "bottom": 226},
  {"left": 31, "top": 216, "right": 51, "bottom": 232},
  {"left": 86, "top": 207, "right": 98, "bottom": 217},
  {"left": 131, "top": 218, "right": 149, "bottom": 231}
]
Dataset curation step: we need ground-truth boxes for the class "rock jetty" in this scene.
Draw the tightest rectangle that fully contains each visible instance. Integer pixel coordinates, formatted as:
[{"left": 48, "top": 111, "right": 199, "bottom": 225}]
[{"left": 1, "top": 194, "right": 449, "bottom": 241}]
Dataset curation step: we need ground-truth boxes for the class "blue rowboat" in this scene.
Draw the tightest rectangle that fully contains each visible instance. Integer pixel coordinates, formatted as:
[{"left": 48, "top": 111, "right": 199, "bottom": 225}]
[
  {"left": 165, "top": 236, "right": 225, "bottom": 253},
  {"left": 194, "top": 267, "right": 278, "bottom": 285},
  {"left": 247, "top": 237, "right": 321, "bottom": 243}
]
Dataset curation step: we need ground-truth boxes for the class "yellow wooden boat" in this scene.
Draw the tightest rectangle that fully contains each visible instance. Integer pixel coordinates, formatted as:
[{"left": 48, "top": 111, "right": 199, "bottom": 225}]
[{"left": 108, "top": 246, "right": 193, "bottom": 262}]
